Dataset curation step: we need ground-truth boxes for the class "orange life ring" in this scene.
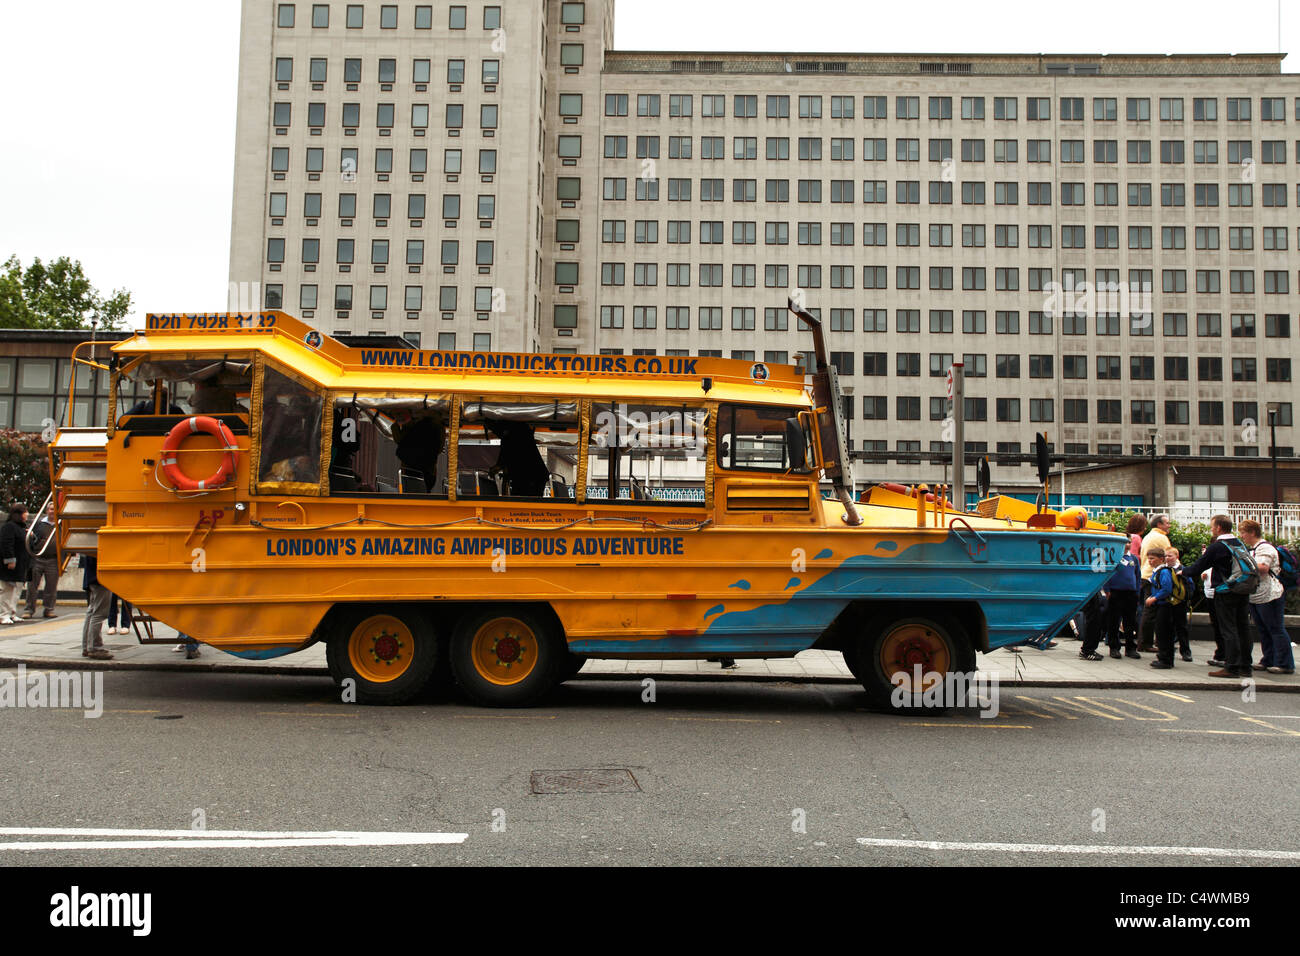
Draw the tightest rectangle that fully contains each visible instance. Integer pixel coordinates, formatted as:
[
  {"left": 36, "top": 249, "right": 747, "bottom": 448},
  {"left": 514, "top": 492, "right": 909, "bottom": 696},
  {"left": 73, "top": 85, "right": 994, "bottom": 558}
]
[{"left": 161, "top": 416, "right": 238, "bottom": 491}]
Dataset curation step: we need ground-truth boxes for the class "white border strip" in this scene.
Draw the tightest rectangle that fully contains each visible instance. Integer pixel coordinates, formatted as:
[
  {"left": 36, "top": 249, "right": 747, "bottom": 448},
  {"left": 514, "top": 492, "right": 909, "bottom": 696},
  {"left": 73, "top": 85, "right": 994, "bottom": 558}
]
[
  {"left": 0, "top": 838, "right": 466, "bottom": 851},
  {"left": 856, "top": 837, "right": 1300, "bottom": 860},
  {"left": 0, "top": 827, "right": 462, "bottom": 839},
  {"left": 0, "top": 827, "right": 467, "bottom": 850}
]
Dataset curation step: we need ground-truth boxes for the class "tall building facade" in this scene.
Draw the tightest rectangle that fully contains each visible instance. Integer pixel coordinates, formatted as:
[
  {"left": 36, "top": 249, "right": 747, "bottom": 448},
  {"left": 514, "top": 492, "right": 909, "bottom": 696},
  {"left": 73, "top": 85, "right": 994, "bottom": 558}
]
[{"left": 230, "top": 0, "right": 1300, "bottom": 491}]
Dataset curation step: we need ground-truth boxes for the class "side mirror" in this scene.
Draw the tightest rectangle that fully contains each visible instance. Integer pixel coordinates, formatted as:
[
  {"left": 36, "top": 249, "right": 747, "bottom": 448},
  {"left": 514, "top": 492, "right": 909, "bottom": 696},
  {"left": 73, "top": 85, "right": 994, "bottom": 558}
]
[
  {"left": 784, "top": 418, "right": 807, "bottom": 470},
  {"left": 976, "top": 455, "right": 991, "bottom": 499}
]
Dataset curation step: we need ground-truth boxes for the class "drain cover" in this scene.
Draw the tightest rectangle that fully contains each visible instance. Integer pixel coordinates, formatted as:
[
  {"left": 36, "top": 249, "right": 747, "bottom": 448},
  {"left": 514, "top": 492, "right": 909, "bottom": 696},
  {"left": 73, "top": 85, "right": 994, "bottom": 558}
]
[{"left": 530, "top": 769, "right": 641, "bottom": 794}]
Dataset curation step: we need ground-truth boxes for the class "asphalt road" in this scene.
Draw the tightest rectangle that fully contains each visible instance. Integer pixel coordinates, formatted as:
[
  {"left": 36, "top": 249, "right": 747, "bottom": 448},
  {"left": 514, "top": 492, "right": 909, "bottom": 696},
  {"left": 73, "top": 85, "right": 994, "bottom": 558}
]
[{"left": 0, "top": 670, "right": 1296, "bottom": 866}]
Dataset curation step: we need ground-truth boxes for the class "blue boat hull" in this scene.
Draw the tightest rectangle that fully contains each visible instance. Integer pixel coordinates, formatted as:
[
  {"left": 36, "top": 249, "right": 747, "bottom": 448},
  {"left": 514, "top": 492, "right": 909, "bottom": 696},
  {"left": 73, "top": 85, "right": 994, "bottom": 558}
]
[{"left": 571, "top": 531, "right": 1122, "bottom": 656}]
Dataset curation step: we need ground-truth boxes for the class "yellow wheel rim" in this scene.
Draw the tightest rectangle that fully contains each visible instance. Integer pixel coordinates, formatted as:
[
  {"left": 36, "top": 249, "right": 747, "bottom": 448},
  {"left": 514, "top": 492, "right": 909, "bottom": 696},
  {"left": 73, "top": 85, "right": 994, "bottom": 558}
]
[
  {"left": 880, "top": 622, "right": 951, "bottom": 693},
  {"left": 470, "top": 617, "right": 539, "bottom": 686},
  {"left": 347, "top": 615, "right": 415, "bottom": 683}
]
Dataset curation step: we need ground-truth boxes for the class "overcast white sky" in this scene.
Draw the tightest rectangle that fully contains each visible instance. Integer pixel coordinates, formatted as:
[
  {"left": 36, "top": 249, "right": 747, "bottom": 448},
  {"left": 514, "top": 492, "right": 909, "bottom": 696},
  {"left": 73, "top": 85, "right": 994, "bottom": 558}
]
[{"left": 0, "top": 0, "right": 1295, "bottom": 328}]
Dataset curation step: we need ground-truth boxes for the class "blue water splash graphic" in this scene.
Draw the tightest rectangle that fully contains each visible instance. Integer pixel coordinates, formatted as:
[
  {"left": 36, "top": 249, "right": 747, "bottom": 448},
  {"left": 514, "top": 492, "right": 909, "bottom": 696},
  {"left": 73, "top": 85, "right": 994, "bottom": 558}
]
[
  {"left": 875, "top": 540, "right": 898, "bottom": 551},
  {"left": 785, "top": 577, "right": 801, "bottom": 590},
  {"left": 728, "top": 579, "right": 751, "bottom": 590},
  {"left": 814, "top": 548, "right": 833, "bottom": 560},
  {"left": 703, "top": 604, "right": 725, "bottom": 620}
]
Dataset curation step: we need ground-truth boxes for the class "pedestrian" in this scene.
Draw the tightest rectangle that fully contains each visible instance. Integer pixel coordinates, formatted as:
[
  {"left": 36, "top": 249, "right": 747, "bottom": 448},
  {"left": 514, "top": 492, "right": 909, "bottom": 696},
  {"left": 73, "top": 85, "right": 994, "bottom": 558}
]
[
  {"left": 1126, "top": 514, "right": 1147, "bottom": 558},
  {"left": 1075, "top": 591, "right": 1106, "bottom": 660},
  {"left": 1186, "top": 515, "right": 1254, "bottom": 678},
  {"left": 106, "top": 593, "right": 132, "bottom": 635},
  {"left": 1099, "top": 549, "right": 1141, "bottom": 659},
  {"left": 0, "top": 503, "right": 31, "bottom": 625},
  {"left": 1144, "top": 546, "right": 1177, "bottom": 668},
  {"left": 79, "top": 554, "right": 113, "bottom": 660},
  {"left": 20, "top": 503, "right": 59, "bottom": 620},
  {"left": 1137, "top": 514, "right": 1172, "bottom": 651},
  {"left": 1197, "top": 554, "right": 1225, "bottom": 667},
  {"left": 172, "top": 631, "right": 201, "bottom": 659},
  {"left": 1238, "top": 519, "right": 1296, "bottom": 675},
  {"left": 1164, "top": 548, "right": 1194, "bottom": 662}
]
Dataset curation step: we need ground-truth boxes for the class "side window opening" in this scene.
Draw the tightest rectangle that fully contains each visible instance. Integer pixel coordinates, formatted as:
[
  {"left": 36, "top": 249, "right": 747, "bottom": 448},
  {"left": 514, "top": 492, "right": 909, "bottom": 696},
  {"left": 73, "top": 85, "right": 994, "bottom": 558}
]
[
  {"left": 457, "top": 400, "right": 580, "bottom": 499},
  {"left": 329, "top": 394, "right": 450, "bottom": 495},
  {"left": 588, "top": 402, "right": 708, "bottom": 505},
  {"left": 258, "top": 366, "right": 323, "bottom": 486},
  {"left": 717, "top": 404, "right": 813, "bottom": 474}
]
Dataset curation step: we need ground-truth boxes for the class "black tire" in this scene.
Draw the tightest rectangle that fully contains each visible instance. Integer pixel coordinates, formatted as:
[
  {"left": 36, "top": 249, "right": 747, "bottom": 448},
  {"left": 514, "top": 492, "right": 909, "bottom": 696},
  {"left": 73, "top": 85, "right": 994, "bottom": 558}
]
[
  {"left": 326, "top": 604, "right": 441, "bottom": 705},
  {"left": 845, "top": 614, "right": 976, "bottom": 712},
  {"left": 449, "top": 606, "right": 565, "bottom": 707},
  {"left": 558, "top": 653, "right": 587, "bottom": 683}
]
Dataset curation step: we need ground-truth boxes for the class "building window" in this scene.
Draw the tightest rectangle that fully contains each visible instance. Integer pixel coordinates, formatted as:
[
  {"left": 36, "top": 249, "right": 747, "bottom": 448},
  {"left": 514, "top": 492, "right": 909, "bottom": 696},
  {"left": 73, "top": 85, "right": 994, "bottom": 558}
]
[
  {"left": 449, "top": 5, "right": 467, "bottom": 29},
  {"left": 346, "top": 4, "right": 363, "bottom": 28},
  {"left": 311, "top": 4, "right": 328, "bottom": 27}
]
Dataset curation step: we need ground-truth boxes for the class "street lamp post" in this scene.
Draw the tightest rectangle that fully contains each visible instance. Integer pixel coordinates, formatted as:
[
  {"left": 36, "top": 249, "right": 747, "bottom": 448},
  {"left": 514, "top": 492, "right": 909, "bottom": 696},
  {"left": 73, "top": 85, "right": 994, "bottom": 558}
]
[
  {"left": 1149, "top": 430, "right": 1158, "bottom": 510},
  {"left": 1269, "top": 408, "right": 1279, "bottom": 534}
]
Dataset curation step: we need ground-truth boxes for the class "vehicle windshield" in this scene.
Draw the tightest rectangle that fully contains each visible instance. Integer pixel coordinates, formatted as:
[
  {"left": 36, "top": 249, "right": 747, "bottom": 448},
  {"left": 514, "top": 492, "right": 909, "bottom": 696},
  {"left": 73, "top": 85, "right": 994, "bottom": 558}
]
[
  {"left": 716, "top": 404, "right": 812, "bottom": 473},
  {"left": 116, "top": 357, "right": 252, "bottom": 420}
]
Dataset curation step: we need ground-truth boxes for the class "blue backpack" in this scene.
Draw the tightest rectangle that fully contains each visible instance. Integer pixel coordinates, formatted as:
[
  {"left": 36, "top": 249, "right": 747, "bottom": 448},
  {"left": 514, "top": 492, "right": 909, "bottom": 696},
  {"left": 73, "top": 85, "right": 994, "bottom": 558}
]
[
  {"left": 1273, "top": 544, "right": 1299, "bottom": 590},
  {"left": 1217, "top": 539, "right": 1260, "bottom": 596}
]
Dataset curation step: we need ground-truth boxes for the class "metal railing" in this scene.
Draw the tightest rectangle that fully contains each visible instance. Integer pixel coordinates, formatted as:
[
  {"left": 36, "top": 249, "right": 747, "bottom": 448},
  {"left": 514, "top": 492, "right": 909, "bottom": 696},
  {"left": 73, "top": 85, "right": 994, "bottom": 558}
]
[{"left": 1169, "top": 503, "right": 1300, "bottom": 538}]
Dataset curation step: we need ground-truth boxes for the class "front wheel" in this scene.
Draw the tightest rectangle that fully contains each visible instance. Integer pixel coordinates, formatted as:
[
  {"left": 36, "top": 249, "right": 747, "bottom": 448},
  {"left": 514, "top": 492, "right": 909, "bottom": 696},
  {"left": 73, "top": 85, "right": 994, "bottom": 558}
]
[
  {"left": 326, "top": 605, "right": 440, "bottom": 705},
  {"left": 845, "top": 615, "right": 976, "bottom": 712},
  {"left": 450, "top": 607, "right": 564, "bottom": 707}
]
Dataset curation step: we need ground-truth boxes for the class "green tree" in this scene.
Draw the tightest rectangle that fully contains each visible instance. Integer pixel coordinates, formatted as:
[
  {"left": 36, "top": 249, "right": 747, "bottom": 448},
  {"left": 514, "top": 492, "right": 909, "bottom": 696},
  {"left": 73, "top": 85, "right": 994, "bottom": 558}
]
[
  {"left": 0, "top": 429, "right": 50, "bottom": 510},
  {"left": 0, "top": 255, "right": 131, "bottom": 331}
]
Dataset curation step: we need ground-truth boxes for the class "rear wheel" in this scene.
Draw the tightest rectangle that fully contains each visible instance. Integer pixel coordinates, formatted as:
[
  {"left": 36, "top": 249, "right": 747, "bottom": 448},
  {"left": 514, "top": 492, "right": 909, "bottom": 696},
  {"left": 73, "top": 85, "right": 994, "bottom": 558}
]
[
  {"left": 558, "top": 652, "right": 587, "bottom": 683},
  {"left": 326, "top": 605, "right": 440, "bottom": 705},
  {"left": 845, "top": 615, "right": 975, "bottom": 712},
  {"left": 450, "top": 607, "right": 564, "bottom": 707}
]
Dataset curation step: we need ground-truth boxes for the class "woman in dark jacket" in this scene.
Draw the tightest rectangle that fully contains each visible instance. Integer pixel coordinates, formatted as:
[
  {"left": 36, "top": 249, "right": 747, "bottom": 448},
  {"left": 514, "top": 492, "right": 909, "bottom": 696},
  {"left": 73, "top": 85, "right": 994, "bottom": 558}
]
[{"left": 1, "top": 504, "right": 31, "bottom": 624}]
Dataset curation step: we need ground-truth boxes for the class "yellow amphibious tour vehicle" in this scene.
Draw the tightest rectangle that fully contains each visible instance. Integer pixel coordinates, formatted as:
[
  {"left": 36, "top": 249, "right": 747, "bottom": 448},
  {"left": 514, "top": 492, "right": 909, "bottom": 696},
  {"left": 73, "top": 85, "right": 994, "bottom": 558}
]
[{"left": 46, "top": 300, "right": 1122, "bottom": 707}]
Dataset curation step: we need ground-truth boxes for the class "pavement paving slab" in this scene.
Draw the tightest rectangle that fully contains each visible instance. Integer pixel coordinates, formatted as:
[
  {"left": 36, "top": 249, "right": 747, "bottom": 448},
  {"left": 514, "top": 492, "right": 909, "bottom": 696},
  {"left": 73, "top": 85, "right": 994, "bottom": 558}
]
[{"left": 0, "top": 601, "right": 1295, "bottom": 691}]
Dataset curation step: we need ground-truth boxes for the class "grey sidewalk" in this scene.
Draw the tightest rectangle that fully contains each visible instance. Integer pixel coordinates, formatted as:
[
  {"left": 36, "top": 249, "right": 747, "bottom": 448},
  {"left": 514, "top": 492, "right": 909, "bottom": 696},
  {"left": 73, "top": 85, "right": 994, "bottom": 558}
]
[{"left": 1, "top": 602, "right": 1295, "bottom": 691}]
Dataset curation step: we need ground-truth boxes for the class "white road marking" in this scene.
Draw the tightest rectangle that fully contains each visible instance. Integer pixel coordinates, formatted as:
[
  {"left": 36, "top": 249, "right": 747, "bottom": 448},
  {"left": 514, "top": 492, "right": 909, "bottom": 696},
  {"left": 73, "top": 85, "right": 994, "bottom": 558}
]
[
  {"left": 856, "top": 837, "right": 1300, "bottom": 861},
  {"left": 1218, "top": 705, "right": 1249, "bottom": 715},
  {"left": 0, "top": 827, "right": 467, "bottom": 851}
]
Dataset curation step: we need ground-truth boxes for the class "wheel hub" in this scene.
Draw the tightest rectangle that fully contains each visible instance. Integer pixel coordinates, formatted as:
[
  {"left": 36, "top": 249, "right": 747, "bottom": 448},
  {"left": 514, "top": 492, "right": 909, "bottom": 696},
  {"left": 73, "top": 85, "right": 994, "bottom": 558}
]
[
  {"left": 898, "top": 637, "right": 934, "bottom": 670},
  {"left": 880, "top": 623, "right": 951, "bottom": 692},
  {"left": 493, "top": 633, "right": 522, "bottom": 665},
  {"left": 371, "top": 630, "right": 401, "bottom": 663}
]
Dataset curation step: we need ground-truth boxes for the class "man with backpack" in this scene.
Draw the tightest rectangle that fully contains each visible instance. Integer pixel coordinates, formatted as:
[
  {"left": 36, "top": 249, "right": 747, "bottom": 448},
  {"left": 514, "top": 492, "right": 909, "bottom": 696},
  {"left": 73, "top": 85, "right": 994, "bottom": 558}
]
[
  {"left": 1186, "top": 515, "right": 1257, "bottom": 678},
  {"left": 1237, "top": 519, "right": 1296, "bottom": 674}
]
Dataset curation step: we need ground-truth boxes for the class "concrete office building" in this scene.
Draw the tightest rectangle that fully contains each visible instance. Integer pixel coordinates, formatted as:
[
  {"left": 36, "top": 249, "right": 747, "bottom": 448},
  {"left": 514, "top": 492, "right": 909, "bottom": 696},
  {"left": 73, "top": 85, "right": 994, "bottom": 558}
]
[{"left": 229, "top": 0, "right": 1300, "bottom": 498}]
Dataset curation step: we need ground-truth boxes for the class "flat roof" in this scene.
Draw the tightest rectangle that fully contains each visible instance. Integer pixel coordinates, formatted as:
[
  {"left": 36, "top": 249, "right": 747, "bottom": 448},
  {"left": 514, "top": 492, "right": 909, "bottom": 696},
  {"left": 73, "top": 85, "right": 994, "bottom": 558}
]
[
  {"left": 115, "top": 312, "right": 812, "bottom": 406},
  {"left": 604, "top": 50, "right": 1288, "bottom": 76}
]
